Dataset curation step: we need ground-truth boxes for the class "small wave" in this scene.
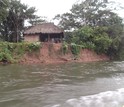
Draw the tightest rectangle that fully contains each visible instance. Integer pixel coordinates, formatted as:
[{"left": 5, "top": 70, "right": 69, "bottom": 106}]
[
  {"left": 0, "top": 98, "right": 15, "bottom": 103},
  {"left": 52, "top": 88, "right": 124, "bottom": 107}
]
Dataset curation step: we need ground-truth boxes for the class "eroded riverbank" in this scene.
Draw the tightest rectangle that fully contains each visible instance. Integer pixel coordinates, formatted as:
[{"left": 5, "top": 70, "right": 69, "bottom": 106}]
[{"left": 20, "top": 43, "right": 109, "bottom": 64}]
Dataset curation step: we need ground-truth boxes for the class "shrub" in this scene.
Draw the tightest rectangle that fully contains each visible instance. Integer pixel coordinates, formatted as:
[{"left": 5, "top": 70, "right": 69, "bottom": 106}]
[
  {"left": 0, "top": 52, "right": 13, "bottom": 63},
  {"left": 70, "top": 43, "right": 81, "bottom": 56},
  {"left": 0, "top": 42, "right": 42, "bottom": 63},
  {"left": 27, "top": 42, "right": 41, "bottom": 52},
  {"left": 94, "top": 35, "right": 112, "bottom": 54},
  {"left": 62, "top": 42, "right": 68, "bottom": 54},
  {"left": 80, "top": 42, "right": 95, "bottom": 50}
]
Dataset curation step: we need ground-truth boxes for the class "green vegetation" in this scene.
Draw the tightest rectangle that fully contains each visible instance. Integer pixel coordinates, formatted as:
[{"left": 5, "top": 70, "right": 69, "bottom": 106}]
[
  {"left": 70, "top": 43, "right": 81, "bottom": 57},
  {"left": 0, "top": 0, "right": 124, "bottom": 62},
  {"left": 27, "top": 42, "right": 41, "bottom": 52},
  {"left": 0, "top": 42, "right": 41, "bottom": 63},
  {"left": 62, "top": 42, "right": 68, "bottom": 54},
  {"left": 63, "top": 26, "right": 123, "bottom": 59},
  {"left": 62, "top": 42, "right": 81, "bottom": 57},
  {"left": 55, "top": 0, "right": 124, "bottom": 60},
  {"left": 0, "top": 0, "right": 46, "bottom": 42}
]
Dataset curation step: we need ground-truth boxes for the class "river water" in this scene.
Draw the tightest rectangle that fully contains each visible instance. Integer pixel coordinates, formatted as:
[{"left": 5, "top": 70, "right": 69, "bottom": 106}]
[{"left": 0, "top": 61, "right": 124, "bottom": 107}]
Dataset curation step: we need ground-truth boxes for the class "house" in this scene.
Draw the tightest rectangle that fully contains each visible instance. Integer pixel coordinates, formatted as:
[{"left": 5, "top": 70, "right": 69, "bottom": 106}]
[{"left": 23, "top": 23, "right": 64, "bottom": 43}]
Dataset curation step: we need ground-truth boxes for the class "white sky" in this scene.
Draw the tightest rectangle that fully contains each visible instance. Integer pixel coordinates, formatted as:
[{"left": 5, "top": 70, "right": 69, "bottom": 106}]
[
  {"left": 21, "top": 0, "right": 78, "bottom": 21},
  {"left": 21, "top": 0, "right": 124, "bottom": 23}
]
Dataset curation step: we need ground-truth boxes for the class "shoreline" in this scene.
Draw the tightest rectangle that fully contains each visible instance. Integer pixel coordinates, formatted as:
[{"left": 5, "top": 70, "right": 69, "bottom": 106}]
[
  {"left": 19, "top": 52, "right": 110, "bottom": 65},
  {"left": 19, "top": 43, "right": 110, "bottom": 65},
  {"left": 0, "top": 43, "right": 110, "bottom": 65}
]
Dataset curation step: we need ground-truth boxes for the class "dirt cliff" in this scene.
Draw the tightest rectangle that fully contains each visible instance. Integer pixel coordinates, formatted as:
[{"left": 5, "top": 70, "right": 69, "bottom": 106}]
[{"left": 21, "top": 43, "right": 109, "bottom": 64}]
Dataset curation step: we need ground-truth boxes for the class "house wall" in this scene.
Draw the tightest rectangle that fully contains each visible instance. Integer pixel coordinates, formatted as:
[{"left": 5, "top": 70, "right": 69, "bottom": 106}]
[{"left": 24, "top": 34, "right": 39, "bottom": 42}]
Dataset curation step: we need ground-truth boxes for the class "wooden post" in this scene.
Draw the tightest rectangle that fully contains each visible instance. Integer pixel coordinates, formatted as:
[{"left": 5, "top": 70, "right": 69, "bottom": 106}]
[
  {"left": 16, "top": 27, "right": 18, "bottom": 43},
  {"left": 61, "top": 34, "right": 63, "bottom": 55},
  {"left": 60, "top": 35, "right": 62, "bottom": 43},
  {"left": 48, "top": 34, "right": 50, "bottom": 43},
  {"left": 61, "top": 32, "right": 64, "bottom": 43}
]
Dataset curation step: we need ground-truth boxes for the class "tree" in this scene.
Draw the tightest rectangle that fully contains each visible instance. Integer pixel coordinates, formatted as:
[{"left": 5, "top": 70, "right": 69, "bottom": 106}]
[
  {"left": 0, "top": 0, "right": 41, "bottom": 42},
  {"left": 28, "top": 16, "right": 47, "bottom": 26},
  {"left": 54, "top": 0, "right": 124, "bottom": 59},
  {"left": 8, "top": 0, "right": 37, "bottom": 42},
  {"left": 66, "top": 26, "right": 113, "bottom": 54},
  {"left": 54, "top": 0, "right": 123, "bottom": 30},
  {"left": 0, "top": 0, "right": 9, "bottom": 22},
  {"left": 54, "top": 13, "right": 81, "bottom": 30},
  {"left": 0, "top": 0, "right": 9, "bottom": 40}
]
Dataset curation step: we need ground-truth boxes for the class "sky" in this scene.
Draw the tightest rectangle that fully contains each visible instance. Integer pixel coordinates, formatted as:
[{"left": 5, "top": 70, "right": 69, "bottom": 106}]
[
  {"left": 21, "top": 0, "right": 78, "bottom": 22},
  {"left": 21, "top": 0, "right": 124, "bottom": 24}
]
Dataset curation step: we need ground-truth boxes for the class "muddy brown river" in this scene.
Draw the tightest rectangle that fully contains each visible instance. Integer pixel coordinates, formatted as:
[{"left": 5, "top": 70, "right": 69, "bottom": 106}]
[{"left": 0, "top": 61, "right": 124, "bottom": 107}]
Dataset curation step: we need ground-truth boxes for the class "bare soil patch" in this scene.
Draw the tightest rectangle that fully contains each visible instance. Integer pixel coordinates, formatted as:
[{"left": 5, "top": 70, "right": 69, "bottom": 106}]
[{"left": 20, "top": 43, "right": 109, "bottom": 64}]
